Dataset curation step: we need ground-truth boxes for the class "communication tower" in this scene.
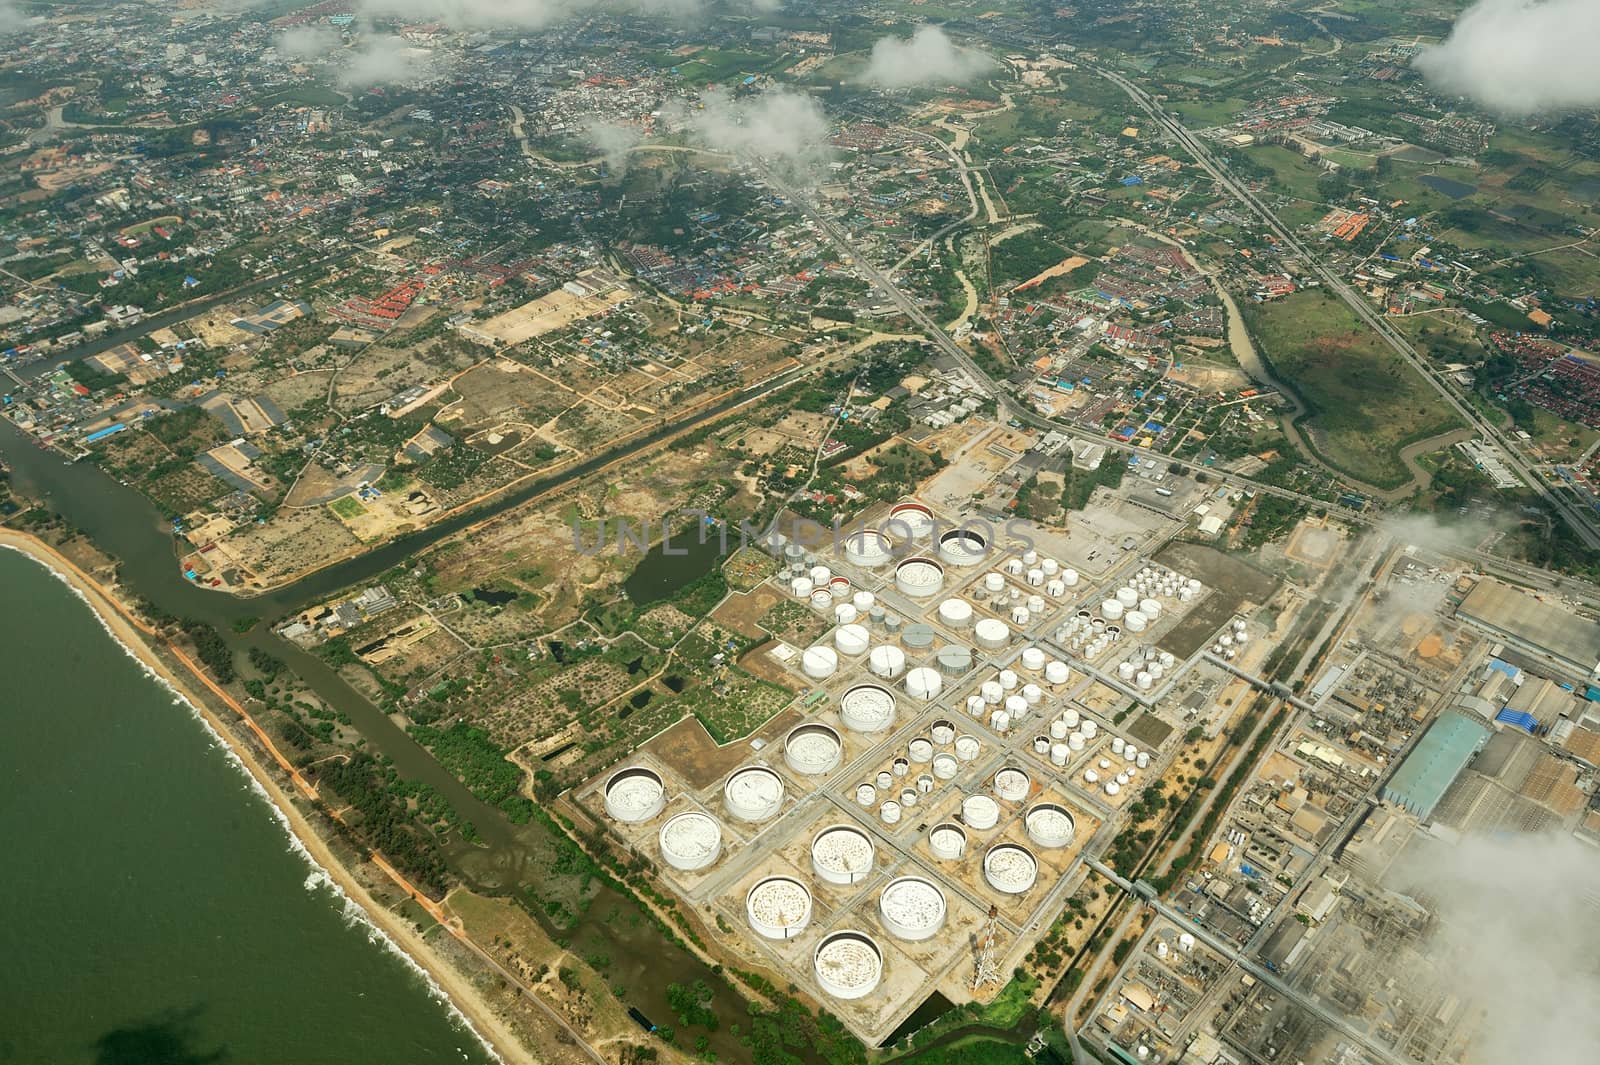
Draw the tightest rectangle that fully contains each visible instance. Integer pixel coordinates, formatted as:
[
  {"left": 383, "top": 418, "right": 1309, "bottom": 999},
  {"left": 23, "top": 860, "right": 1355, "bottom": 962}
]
[{"left": 973, "top": 904, "right": 1003, "bottom": 990}]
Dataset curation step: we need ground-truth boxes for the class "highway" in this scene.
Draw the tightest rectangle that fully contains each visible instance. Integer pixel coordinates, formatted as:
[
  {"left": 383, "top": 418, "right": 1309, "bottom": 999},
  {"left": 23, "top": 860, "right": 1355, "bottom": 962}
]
[{"left": 1091, "top": 66, "right": 1600, "bottom": 551}]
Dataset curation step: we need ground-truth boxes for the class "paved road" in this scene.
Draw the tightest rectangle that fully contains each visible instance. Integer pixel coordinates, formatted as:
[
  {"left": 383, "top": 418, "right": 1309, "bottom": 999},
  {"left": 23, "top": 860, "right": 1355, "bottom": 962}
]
[{"left": 1092, "top": 65, "right": 1600, "bottom": 550}]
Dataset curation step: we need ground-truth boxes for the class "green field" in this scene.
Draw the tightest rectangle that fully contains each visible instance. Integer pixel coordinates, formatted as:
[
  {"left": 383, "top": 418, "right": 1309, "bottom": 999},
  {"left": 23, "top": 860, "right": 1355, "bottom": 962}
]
[
  {"left": 328, "top": 495, "right": 366, "bottom": 520},
  {"left": 1245, "top": 290, "right": 1461, "bottom": 487}
]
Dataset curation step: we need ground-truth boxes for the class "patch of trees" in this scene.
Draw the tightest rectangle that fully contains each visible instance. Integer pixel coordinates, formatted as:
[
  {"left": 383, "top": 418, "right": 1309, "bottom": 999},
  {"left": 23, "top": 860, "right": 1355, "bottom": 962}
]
[
  {"left": 318, "top": 752, "right": 450, "bottom": 896},
  {"left": 179, "top": 618, "right": 235, "bottom": 683}
]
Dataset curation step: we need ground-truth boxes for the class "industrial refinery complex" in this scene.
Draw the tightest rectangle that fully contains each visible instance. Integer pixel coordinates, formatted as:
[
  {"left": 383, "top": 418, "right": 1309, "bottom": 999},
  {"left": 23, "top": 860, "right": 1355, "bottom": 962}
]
[{"left": 571, "top": 496, "right": 1278, "bottom": 1044}]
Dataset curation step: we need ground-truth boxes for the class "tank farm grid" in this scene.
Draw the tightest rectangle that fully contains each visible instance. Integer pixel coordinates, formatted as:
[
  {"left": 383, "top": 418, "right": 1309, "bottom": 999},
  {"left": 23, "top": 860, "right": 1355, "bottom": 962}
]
[{"left": 570, "top": 499, "right": 1250, "bottom": 1044}]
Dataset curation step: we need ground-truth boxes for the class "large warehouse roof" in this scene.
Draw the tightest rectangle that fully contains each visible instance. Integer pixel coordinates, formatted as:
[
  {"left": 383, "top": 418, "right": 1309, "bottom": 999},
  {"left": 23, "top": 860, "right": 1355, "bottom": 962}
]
[
  {"left": 1456, "top": 579, "right": 1600, "bottom": 676},
  {"left": 1381, "top": 711, "right": 1492, "bottom": 820}
]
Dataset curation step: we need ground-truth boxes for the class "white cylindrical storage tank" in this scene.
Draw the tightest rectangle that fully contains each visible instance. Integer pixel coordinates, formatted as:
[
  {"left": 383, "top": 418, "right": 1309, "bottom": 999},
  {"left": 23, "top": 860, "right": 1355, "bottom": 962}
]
[
  {"left": 1081, "top": 719, "right": 1098, "bottom": 739},
  {"left": 894, "top": 556, "right": 945, "bottom": 598},
  {"left": 1022, "top": 550, "right": 1039, "bottom": 566},
  {"left": 999, "top": 669, "right": 1020, "bottom": 690},
  {"left": 962, "top": 793, "right": 1000, "bottom": 830},
  {"left": 1022, "top": 683, "right": 1042, "bottom": 706},
  {"left": 839, "top": 683, "right": 897, "bottom": 733},
  {"left": 1116, "top": 772, "right": 1129, "bottom": 786},
  {"left": 984, "top": 572, "right": 1006, "bottom": 593},
  {"left": 980, "top": 680, "right": 1004, "bottom": 704},
  {"left": 1118, "top": 661, "right": 1137, "bottom": 682},
  {"left": 810, "top": 565, "right": 832, "bottom": 586},
  {"left": 812, "top": 824, "right": 875, "bottom": 885},
  {"left": 887, "top": 502, "right": 935, "bottom": 540},
  {"left": 659, "top": 811, "right": 722, "bottom": 872},
  {"left": 908, "top": 737, "right": 934, "bottom": 764},
  {"left": 829, "top": 576, "right": 851, "bottom": 600},
  {"left": 1025, "top": 802, "right": 1076, "bottom": 848},
  {"left": 1062, "top": 707, "right": 1080, "bottom": 728},
  {"left": 938, "top": 528, "right": 988, "bottom": 567},
  {"left": 853, "top": 590, "right": 876, "bottom": 612},
  {"left": 1021, "top": 647, "right": 1046, "bottom": 671},
  {"left": 1027, "top": 594, "right": 1046, "bottom": 614},
  {"left": 868, "top": 644, "right": 907, "bottom": 679},
  {"left": 1063, "top": 568, "right": 1080, "bottom": 587},
  {"left": 880, "top": 876, "right": 947, "bottom": 941},
  {"left": 1111, "top": 736, "right": 1126, "bottom": 755},
  {"left": 1136, "top": 671, "right": 1152, "bottom": 691},
  {"left": 984, "top": 844, "right": 1039, "bottom": 894},
  {"left": 929, "top": 822, "right": 966, "bottom": 860},
  {"left": 784, "top": 722, "right": 843, "bottom": 776},
  {"left": 892, "top": 758, "right": 909, "bottom": 779},
  {"left": 834, "top": 622, "right": 869, "bottom": 654},
  {"left": 791, "top": 576, "right": 814, "bottom": 599},
  {"left": 1033, "top": 735, "right": 1050, "bottom": 755},
  {"left": 1010, "top": 606, "right": 1031, "bottom": 626},
  {"left": 1050, "top": 719, "right": 1069, "bottom": 740},
  {"left": 1105, "top": 780, "right": 1121, "bottom": 797},
  {"left": 966, "top": 694, "right": 987, "bottom": 718},
  {"left": 917, "top": 773, "right": 935, "bottom": 794},
  {"left": 1158, "top": 651, "right": 1176, "bottom": 669},
  {"left": 1136, "top": 751, "right": 1150, "bottom": 769},
  {"left": 931, "top": 719, "right": 956, "bottom": 745},
  {"left": 810, "top": 590, "right": 833, "bottom": 610},
  {"left": 1126, "top": 610, "right": 1148, "bottom": 633},
  {"left": 937, "top": 598, "right": 974, "bottom": 629},
  {"left": 844, "top": 529, "right": 894, "bottom": 569},
  {"left": 604, "top": 766, "right": 665, "bottom": 823},
  {"left": 1046, "top": 661, "right": 1070, "bottom": 685},
  {"left": 802, "top": 645, "right": 838, "bottom": 680},
  {"left": 1069, "top": 732, "right": 1085, "bottom": 751},
  {"left": 1026, "top": 568, "right": 1044, "bottom": 587},
  {"left": 975, "top": 617, "right": 1010, "bottom": 650},
  {"left": 1140, "top": 598, "right": 1162, "bottom": 619},
  {"left": 1148, "top": 663, "right": 1164, "bottom": 682},
  {"left": 1084, "top": 768, "right": 1099, "bottom": 785},
  {"left": 904, "top": 667, "right": 942, "bottom": 702},
  {"left": 747, "top": 876, "right": 813, "bottom": 940},
  {"left": 879, "top": 799, "right": 902, "bottom": 825},
  {"left": 1046, "top": 579, "right": 1066, "bottom": 597},
  {"left": 1102, "top": 599, "right": 1125, "bottom": 622},
  {"left": 932, "top": 752, "right": 958, "bottom": 779},
  {"left": 814, "top": 931, "right": 883, "bottom": 1000},
  {"left": 1179, "top": 932, "right": 1196, "bottom": 952},
  {"left": 1050, "top": 743, "right": 1069, "bottom": 766},
  {"left": 1004, "top": 694, "right": 1028, "bottom": 719},
  {"left": 990, "top": 710, "right": 1011, "bottom": 733},
  {"left": 855, "top": 782, "right": 877, "bottom": 806},
  {"left": 993, "top": 766, "right": 1031, "bottom": 802},
  {"left": 1117, "top": 587, "right": 1138, "bottom": 608},
  {"left": 955, "top": 734, "right": 981, "bottom": 762},
  {"left": 834, "top": 603, "right": 859, "bottom": 626},
  {"left": 724, "top": 766, "right": 784, "bottom": 822},
  {"left": 1042, "top": 558, "right": 1059, "bottom": 576}
]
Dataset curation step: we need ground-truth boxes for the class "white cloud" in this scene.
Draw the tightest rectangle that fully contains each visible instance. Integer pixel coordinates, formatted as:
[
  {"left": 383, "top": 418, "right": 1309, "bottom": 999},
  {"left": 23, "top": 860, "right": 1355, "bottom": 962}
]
[
  {"left": 859, "top": 25, "right": 996, "bottom": 90},
  {"left": 1390, "top": 832, "right": 1600, "bottom": 1063},
  {"left": 686, "top": 87, "right": 831, "bottom": 175},
  {"left": 585, "top": 120, "right": 643, "bottom": 174},
  {"left": 0, "top": 0, "right": 36, "bottom": 35},
  {"left": 274, "top": 24, "right": 341, "bottom": 59},
  {"left": 1414, "top": 0, "right": 1600, "bottom": 116},
  {"left": 339, "top": 35, "right": 439, "bottom": 89}
]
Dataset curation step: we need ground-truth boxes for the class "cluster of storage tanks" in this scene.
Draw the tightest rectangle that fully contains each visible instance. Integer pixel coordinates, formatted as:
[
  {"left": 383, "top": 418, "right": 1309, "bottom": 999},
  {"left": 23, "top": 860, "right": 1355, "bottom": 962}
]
[
  {"left": 600, "top": 761, "right": 790, "bottom": 868},
  {"left": 738, "top": 823, "right": 951, "bottom": 999},
  {"left": 1040, "top": 705, "right": 1097, "bottom": 768},
  {"left": 1210, "top": 617, "right": 1250, "bottom": 659},
  {"left": 957, "top": 649, "right": 1073, "bottom": 735},
  {"left": 1082, "top": 734, "right": 1150, "bottom": 798},
  {"left": 1114, "top": 646, "right": 1180, "bottom": 692},
  {"left": 852, "top": 713, "right": 983, "bottom": 823}
]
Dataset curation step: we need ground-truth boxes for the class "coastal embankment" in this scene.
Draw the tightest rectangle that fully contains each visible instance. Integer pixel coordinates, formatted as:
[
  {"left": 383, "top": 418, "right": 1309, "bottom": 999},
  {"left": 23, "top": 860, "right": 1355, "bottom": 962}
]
[{"left": 0, "top": 529, "right": 534, "bottom": 1065}]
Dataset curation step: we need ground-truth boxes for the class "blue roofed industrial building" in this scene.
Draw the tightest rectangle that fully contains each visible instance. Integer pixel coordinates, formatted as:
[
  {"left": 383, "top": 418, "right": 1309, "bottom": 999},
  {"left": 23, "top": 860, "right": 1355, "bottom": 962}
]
[{"left": 1380, "top": 711, "right": 1492, "bottom": 819}]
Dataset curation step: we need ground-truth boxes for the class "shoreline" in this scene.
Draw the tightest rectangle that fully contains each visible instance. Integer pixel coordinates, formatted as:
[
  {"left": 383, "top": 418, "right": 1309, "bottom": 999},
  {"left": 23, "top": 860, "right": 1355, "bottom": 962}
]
[{"left": 0, "top": 529, "right": 533, "bottom": 1065}]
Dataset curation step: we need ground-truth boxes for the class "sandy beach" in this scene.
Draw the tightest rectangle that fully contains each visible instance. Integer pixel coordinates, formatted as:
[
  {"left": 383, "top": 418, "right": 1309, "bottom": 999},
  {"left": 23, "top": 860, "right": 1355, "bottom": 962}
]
[{"left": 0, "top": 529, "right": 535, "bottom": 1065}]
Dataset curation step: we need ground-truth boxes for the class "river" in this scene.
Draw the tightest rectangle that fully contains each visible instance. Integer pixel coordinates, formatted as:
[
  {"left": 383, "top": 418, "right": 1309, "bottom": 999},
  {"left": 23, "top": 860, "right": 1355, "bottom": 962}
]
[{"left": 0, "top": 550, "right": 498, "bottom": 1065}]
